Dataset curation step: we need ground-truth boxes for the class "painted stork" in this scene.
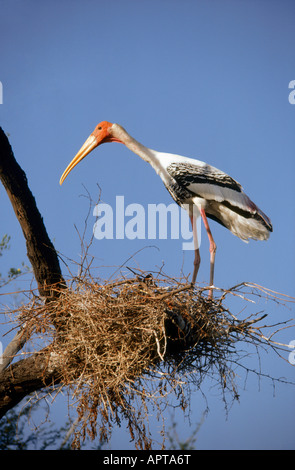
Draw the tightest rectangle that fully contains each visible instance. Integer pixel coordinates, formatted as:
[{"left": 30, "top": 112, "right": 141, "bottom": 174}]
[{"left": 60, "top": 121, "right": 272, "bottom": 291}]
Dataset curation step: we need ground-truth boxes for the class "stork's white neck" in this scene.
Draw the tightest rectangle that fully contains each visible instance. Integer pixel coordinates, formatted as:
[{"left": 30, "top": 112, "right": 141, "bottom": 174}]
[{"left": 111, "top": 123, "right": 160, "bottom": 168}]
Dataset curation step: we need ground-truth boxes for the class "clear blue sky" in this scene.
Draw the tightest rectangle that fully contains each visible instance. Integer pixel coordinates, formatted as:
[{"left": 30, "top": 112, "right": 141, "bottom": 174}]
[{"left": 1, "top": 0, "right": 294, "bottom": 449}]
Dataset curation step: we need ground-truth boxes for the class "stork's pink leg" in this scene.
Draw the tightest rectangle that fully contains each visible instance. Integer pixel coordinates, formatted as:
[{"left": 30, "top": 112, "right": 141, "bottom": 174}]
[
  {"left": 190, "top": 215, "right": 201, "bottom": 284},
  {"left": 200, "top": 208, "right": 217, "bottom": 297}
]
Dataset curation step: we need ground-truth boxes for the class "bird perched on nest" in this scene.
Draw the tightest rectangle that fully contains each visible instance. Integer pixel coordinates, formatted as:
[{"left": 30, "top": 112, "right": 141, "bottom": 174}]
[{"left": 60, "top": 121, "right": 272, "bottom": 293}]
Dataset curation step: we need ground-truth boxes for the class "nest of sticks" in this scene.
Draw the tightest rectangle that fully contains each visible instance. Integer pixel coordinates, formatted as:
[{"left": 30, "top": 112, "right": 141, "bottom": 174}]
[{"left": 15, "top": 271, "right": 294, "bottom": 449}]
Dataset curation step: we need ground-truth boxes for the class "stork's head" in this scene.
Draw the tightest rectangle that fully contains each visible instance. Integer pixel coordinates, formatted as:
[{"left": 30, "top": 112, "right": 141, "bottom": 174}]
[{"left": 59, "top": 121, "right": 122, "bottom": 185}]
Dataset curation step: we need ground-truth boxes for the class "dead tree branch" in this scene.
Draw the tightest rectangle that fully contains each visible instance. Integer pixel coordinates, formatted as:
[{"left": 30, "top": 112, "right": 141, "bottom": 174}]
[
  {"left": 0, "top": 348, "right": 62, "bottom": 419},
  {"left": 0, "top": 128, "right": 65, "bottom": 299}
]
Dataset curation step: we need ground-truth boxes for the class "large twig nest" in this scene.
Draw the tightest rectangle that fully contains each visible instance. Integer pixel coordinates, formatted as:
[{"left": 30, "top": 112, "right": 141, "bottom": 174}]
[{"left": 15, "top": 272, "right": 294, "bottom": 449}]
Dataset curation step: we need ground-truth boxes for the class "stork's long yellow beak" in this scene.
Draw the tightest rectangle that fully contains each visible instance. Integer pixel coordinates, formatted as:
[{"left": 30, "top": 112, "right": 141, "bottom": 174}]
[{"left": 59, "top": 134, "right": 98, "bottom": 185}]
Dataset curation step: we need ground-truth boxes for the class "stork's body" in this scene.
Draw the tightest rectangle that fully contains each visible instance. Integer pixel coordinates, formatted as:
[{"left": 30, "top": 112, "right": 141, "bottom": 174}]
[{"left": 60, "top": 122, "right": 272, "bottom": 292}]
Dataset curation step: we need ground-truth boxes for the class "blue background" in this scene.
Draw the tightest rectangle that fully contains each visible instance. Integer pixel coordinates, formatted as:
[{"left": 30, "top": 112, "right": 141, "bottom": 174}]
[{"left": 1, "top": 0, "right": 294, "bottom": 449}]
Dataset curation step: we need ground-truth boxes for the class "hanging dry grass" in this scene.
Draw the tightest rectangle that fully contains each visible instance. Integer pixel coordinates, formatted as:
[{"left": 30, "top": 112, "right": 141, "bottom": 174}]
[{"left": 12, "top": 269, "right": 294, "bottom": 449}]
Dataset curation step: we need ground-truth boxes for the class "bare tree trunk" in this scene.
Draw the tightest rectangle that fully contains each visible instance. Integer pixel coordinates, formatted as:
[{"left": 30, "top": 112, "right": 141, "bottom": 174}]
[
  {"left": 0, "top": 128, "right": 65, "bottom": 299},
  {"left": 0, "top": 349, "right": 62, "bottom": 419},
  {"left": 0, "top": 127, "right": 65, "bottom": 416}
]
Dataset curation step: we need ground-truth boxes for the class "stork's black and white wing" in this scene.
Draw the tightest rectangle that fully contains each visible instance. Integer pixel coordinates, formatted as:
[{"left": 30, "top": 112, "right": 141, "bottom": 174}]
[{"left": 166, "top": 159, "right": 273, "bottom": 242}]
